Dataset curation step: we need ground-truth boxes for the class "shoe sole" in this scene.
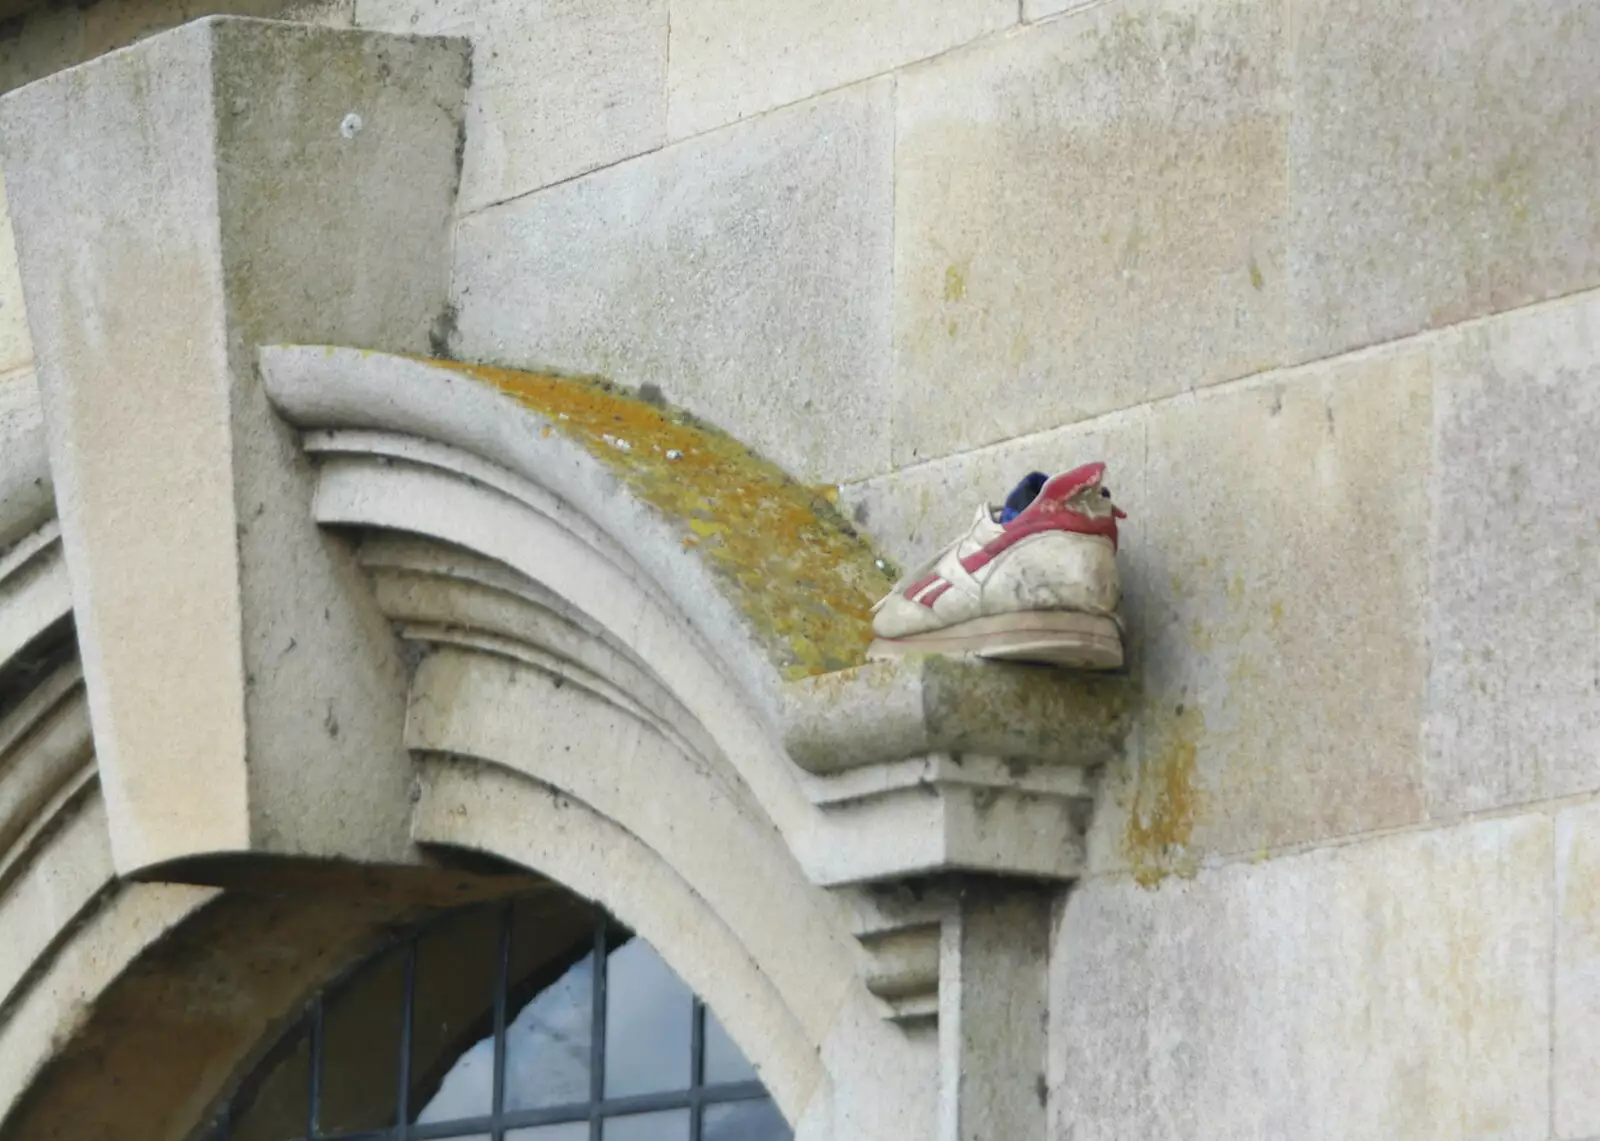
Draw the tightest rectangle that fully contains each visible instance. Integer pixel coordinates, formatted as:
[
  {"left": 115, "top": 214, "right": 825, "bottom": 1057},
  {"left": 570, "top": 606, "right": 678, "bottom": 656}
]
[{"left": 866, "top": 611, "right": 1123, "bottom": 669}]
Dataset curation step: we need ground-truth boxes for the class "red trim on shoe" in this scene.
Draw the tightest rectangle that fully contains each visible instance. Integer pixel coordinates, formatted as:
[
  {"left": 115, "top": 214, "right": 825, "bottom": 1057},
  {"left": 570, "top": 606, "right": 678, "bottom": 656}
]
[
  {"left": 902, "top": 572, "right": 941, "bottom": 601},
  {"left": 919, "top": 580, "right": 953, "bottom": 607},
  {"left": 959, "top": 463, "right": 1124, "bottom": 574}
]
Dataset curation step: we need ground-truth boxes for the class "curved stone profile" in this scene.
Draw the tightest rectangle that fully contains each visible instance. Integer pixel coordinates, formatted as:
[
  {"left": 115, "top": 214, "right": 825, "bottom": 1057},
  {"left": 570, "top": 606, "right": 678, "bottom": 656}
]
[{"left": 261, "top": 345, "right": 897, "bottom": 693}]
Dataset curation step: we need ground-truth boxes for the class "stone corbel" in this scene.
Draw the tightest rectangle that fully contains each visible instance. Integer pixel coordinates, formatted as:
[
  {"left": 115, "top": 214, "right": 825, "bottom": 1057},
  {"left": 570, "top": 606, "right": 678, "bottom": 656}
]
[{"left": 785, "top": 655, "right": 1131, "bottom": 1140}]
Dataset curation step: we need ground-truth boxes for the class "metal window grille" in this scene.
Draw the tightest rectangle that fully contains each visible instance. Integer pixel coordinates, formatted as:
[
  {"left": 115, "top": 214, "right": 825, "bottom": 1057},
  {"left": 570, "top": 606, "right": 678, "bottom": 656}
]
[{"left": 195, "top": 902, "right": 786, "bottom": 1141}]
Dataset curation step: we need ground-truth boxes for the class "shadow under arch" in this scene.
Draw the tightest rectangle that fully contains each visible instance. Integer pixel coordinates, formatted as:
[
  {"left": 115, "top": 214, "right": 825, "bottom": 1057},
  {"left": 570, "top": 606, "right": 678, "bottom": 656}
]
[{"left": 0, "top": 834, "right": 821, "bottom": 1141}]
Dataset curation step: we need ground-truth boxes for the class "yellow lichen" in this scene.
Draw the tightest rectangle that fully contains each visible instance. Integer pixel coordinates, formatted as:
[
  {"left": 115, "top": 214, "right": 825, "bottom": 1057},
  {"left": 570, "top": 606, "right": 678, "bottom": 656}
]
[
  {"left": 419, "top": 359, "right": 897, "bottom": 680},
  {"left": 1126, "top": 705, "right": 1204, "bottom": 889},
  {"left": 943, "top": 264, "right": 967, "bottom": 302}
]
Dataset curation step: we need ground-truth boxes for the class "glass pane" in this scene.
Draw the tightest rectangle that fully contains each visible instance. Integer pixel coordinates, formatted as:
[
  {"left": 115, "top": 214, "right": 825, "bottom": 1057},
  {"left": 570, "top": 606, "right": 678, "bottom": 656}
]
[
  {"left": 505, "top": 949, "right": 595, "bottom": 1110},
  {"left": 228, "top": 1027, "right": 309, "bottom": 1141},
  {"left": 702, "top": 1011, "right": 757, "bottom": 1084},
  {"left": 703, "top": 1100, "right": 791, "bottom": 1141},
  {"left": 602, "top": 938, "right": 693, "bottom": 1098},
  {"left": 508, "top": 1123, "right": 590, "bottom": 1141},
  {"left": 320, "top": 944, "right": 404, "bottom": 1133},
  {"left": 603, "top": 1109, "right": 690, "bottom": 1141},
  {"left": 412, "top": 907, "right": 501, "bottom": 1123}
]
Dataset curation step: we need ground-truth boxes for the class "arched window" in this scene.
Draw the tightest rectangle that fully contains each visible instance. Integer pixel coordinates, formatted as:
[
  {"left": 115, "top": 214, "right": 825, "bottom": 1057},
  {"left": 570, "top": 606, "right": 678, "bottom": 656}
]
[{"left": 194, "top": 896, "right": 790, "bottom": 1141}]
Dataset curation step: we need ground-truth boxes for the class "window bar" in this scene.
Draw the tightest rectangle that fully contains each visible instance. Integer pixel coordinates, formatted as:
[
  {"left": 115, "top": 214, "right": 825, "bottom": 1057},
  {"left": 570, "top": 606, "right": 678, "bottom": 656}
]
[
  {"left": 396, "top": 939, "right": 418, "bottom": 1140},
  {"left": 688, "top": 1000, "right": 706, "bottom": 1141},
  {"left": 588, "top": 922, "right": 608, "bottom": 1141},
  {"left": 490, "top": 903, "right": 512, "bottom": 1141},
  {"left": 308, "top": 994, "right": 326, "bottom": 1141}
]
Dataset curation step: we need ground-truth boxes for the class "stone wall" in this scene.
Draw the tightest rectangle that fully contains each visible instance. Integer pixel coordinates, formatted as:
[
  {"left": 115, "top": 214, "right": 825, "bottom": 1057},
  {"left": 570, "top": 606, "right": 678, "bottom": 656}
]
[
  {"left": 0, "top": 0, "right": 1596, "bottom": 1137},
  {"left": 369, "top": 0, "right": 1595, "bottom": 1135}
]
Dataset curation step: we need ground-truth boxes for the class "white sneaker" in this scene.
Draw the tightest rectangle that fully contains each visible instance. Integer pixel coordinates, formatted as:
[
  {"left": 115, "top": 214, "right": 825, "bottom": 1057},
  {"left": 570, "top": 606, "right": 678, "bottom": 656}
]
[{"left": 867, "top": 463, "right": 1125, "bottom": 668}]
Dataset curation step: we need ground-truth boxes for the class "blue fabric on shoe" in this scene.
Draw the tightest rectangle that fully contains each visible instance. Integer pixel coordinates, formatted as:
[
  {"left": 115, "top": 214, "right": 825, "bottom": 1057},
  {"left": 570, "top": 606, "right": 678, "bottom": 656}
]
[{"left": 999, "top": 471, "right": 1049, "bottom": 523}]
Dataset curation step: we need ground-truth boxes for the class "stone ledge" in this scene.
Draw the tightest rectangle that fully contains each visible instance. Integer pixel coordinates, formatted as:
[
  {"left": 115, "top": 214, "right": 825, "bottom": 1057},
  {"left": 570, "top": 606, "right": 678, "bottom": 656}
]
[{"left": 782, "top": 654, "right": 1132, "bottom": 775}]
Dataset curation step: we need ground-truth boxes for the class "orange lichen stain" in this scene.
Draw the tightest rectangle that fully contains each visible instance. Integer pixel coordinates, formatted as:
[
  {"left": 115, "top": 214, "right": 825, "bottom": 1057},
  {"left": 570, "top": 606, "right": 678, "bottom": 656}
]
[
  {"left": 1125, "top": 705, "right": 1203, "bottom": 889},
  {"left": 419, "top": 358, "right": 897, "bottom": 680}
]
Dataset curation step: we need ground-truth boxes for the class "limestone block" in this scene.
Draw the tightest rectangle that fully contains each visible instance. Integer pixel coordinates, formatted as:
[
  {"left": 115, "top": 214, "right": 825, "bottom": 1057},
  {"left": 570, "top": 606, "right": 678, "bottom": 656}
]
[
  {"left": 0, "top": 0, "right": 356, "bottom": 99},
  {"left": 1425, "top": 290, "right": 1600, "bottom": 814},
  {"left": 0, "top": 793, "right": 112, "bottom": 1011},
  {"left": 0, "top": 18, "right": 468, "bottom": 872},
  {"left": 939, "top": 889, "right": 1049, "bottom": 1141},
  {"left": 1557, "top": 799, "right": 1600, "bottom": 1139},
  {"left": 892, "top": 0, "right": 1287, "bottom": 464},
  {"left": 452, "top": 80, "right": 893, "bottom": 483},
  {"left": 0, "top": 173, "right": 31, "bottom": 373},
  {"left": 1289, "top": 0, "right": 1600, "bottom": 359},
  {"left": 667, "top": 0, "right": 1012, "bottom": 140},
  {"left": 0, "top": 881, "right": 217, "bottom": 1128},
  {"left": 1122, "top": 345, "right": 1430, "bottom": 875},
  {"left": 1053, "top": 813, "right": 1553, "bottom": 1140},
  {"left": 783, "top": 655, "right": 1131, "bottom": 774},
  {"left": 1023, "top": 0, "right": 1094, "bottom": 20},
  {"left": 357, "top": 0, "right": 666, "bottom": 212},
  {"left": 814, "top": 982, "right": 938, "bottom": 1141},
  {"left": 0, "top": 367, "right": 49, "bottom": 553}
]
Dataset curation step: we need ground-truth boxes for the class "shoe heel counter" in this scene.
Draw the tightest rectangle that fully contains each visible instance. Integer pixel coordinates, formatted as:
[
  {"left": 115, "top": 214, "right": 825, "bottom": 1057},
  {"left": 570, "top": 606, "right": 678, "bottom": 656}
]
[{"left": 982, "top": 531, "right": 1120, "bottom": 615}]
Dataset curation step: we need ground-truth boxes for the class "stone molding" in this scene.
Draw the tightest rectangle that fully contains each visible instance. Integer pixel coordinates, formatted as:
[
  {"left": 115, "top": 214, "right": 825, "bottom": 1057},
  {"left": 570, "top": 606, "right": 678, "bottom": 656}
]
[
  {"left": 262, "top": 343, "right": 1127, "bottom": 1141},
  {"left": 0, "top": 18, "right": 1131, "bottom": 1140}
]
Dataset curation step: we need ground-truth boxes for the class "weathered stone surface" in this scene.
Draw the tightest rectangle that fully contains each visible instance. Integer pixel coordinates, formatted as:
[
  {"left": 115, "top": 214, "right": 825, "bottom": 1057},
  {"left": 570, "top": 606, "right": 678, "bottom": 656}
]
[
  {"left": 0, "top": 792, "right": 108, "bottom": 1005},
  {"left": 0, "top": 174, "right": 31, "bottom": 373},
  {"left": 783, "top": 655, "right": 1132, "bottom": 774},
  {"left": 1557, "top": 799, "right": 1600, "bottom": 1139},
  {"left": 1425, "top": 291, "right": 1600, "bottom": 816},
  {"left": 849, "top": 310, "right": 1432, "bottom": 875},
  {"left": 0, "top": 18, "right": 466, "bottom": 872},
  {"left": 0, "top": 881, "right": 216, "bottom": 1132},
  {"left": 1289, "top": 0, "right": 1600, "bottom": 359},
  {"left": 263, "top": 345, "right": 896, "bottom": 688},
  {"left": 809, "top": 979, "right": 938, "bottom": 1141},
  {"left": 452, "top": 80, "right": 894, "bottom": 483},
  {"left": 667, "top": 0, "right": 1011, "bottom": 140},
  {"left": 0, "top": 367, "right": 49, "bottom": 552},
  {"left": 357, "top": 0, "right": 666, "bottom": 211},
  {"left": 1023, "top": 0, "right": 1093, "bottom": 20},
  {"left": 0, "top": 0, "right": 355, "bottom": 97},
  {"left": 940, "top": 889, "right": 1050, "bottom": 1141},
  {"left": 1113, "top": 347, "right": 1431, "bottom": 877},
  {"left": 1053, "top": 813, "right": 1553, "bottom": 1140},
  {"left": 892, "top": 0, "right": 1287, "bottom": 464}
]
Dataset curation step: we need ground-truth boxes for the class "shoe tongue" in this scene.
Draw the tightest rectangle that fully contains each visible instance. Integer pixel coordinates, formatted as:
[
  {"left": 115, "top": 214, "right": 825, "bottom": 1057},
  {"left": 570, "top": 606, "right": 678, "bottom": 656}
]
[{"left": 999, "top": 471, "right": 1049, "bottom": 523}]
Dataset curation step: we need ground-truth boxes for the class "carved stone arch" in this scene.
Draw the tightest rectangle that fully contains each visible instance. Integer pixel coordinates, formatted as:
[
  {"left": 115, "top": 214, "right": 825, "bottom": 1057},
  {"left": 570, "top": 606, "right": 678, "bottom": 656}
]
[
  {"left": 259, "top": 345, "right": 894, "bottom": 872},
  {"left": 254, "top": 344, "right": 932, "bottom": 1135},
  {"left": 0, "top": 19, "right": 1129, "bottom": 1141}
]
